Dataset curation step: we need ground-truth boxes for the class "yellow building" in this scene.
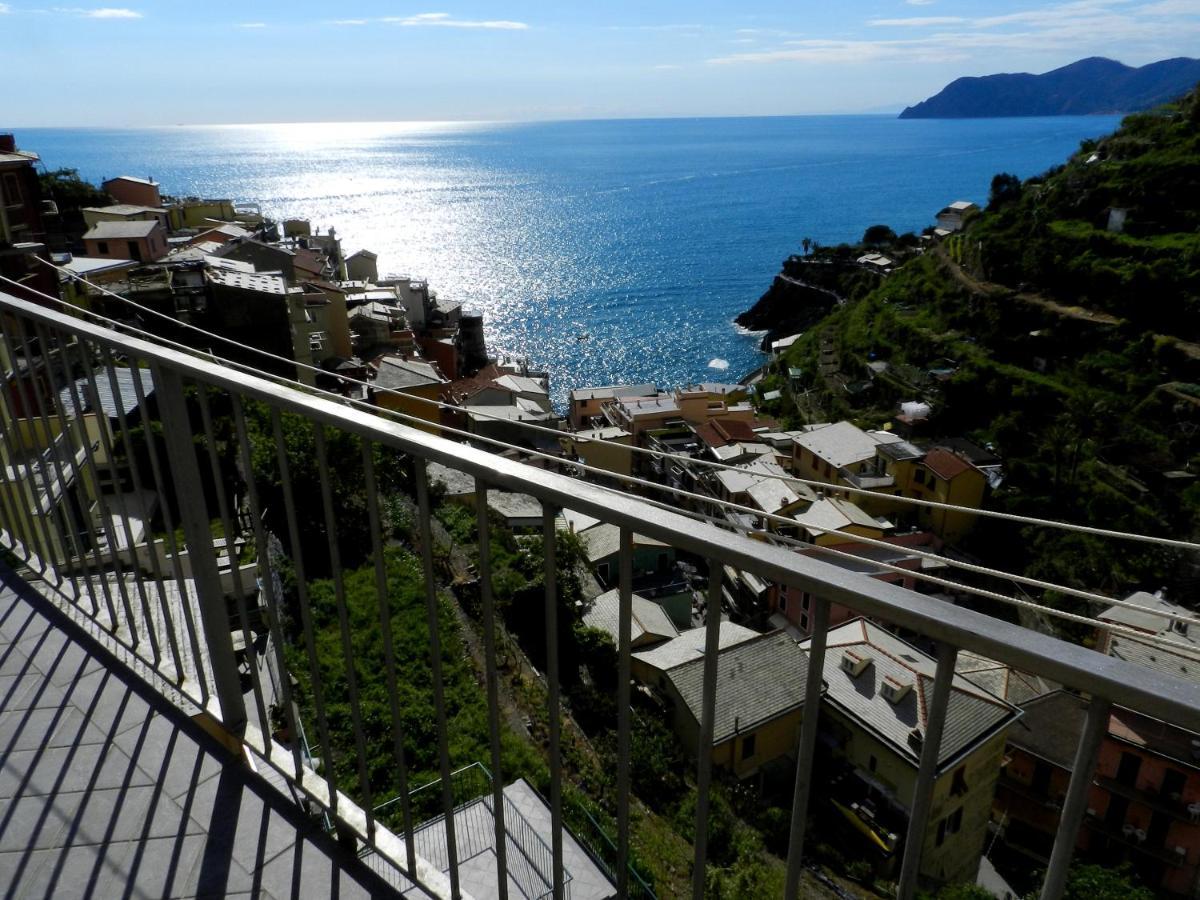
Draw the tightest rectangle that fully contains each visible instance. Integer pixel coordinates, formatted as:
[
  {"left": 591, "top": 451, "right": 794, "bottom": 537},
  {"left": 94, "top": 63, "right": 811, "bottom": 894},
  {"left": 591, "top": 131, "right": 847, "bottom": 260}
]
[
  {"left": 914, "top": 448, "right": 987, "bottom": 544},
  {"left": 561, "top": 425, "right": 633, "bottom": 477},
  {"left": 803, "top": 619, "right": 1019, "bottom": 887},
  {"left": 371, "top": 354, "right": 447, "bottom": 432},
  {"left": 657, "top": 630, "right": 815, "bottom": 778}
]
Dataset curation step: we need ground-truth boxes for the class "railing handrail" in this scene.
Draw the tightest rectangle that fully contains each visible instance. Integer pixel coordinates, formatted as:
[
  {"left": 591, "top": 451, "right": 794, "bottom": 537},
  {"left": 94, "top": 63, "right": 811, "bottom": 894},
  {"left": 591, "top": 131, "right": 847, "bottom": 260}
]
[{"left": 5, "top": 288, "right": 1200, "bottom": 737}]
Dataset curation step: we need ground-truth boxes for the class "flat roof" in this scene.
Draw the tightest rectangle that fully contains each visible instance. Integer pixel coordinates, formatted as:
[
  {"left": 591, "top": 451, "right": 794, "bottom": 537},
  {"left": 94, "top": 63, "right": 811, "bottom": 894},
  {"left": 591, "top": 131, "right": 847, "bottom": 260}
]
[{"left": 83, "top": 220, "right": 161, "bottom": 240}]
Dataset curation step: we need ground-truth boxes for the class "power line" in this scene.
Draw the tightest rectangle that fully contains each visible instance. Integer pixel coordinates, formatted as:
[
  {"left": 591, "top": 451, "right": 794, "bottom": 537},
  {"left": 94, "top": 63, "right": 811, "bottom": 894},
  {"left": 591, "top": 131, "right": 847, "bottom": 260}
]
[
  {"left": 37, "top": 255, "right": 1200, "bottom": 553},
  {"left": 6, "top": 272, "right": 1197, "bottom": 652}
]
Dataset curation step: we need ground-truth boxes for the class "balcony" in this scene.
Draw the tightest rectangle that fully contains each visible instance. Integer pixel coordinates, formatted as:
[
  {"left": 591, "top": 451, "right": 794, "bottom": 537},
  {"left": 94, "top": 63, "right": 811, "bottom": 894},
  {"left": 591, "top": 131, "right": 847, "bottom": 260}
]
[
  {"left": 838, "top": 467, "right": 896, "bottom": 491},
  {"left": 2, "top": 287, "right": 1200, "bottom": 900}
]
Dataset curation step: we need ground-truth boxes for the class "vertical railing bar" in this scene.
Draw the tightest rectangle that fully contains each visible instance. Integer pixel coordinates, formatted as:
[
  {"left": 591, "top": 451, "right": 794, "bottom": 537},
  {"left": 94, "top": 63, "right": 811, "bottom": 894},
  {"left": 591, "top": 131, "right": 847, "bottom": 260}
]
[
  {"left": 1039, "top": 696, "right": 1112, "bottom": 900},
  {"left": 313, "top": 425, "right": 377, "bottom": 842},
  {"left": 473, "top": 478, "right": 509, "bottom": 900},
  {"left": 0, "top": 349, "right": 60, "bottom": 579},
  {"left": 232, "top": 395, "right": 305, "bottom": 779},
  {"left": 154, "top": 363, "right": 247, "bottom": 731},
  {"left": 616, "top": 526, "right": 634, "bottom": 899},
  {"left": 897, "top": 641, "right": 959, "bottom": 900},
  {"left": 99, "top": 347, "right": 183, "bottom": 679},
  {"left": 784, "top": 595, "right": 830, "bottom": 899},
  {"left": 362, "top": 440, "right": 418, "bottom": 874},
  {"left": 271, "top": 407, "right": 340, "bottom": 813},
  {"left": 691, "top": 562, "right": 723, "bottom": 900},
  {"left": 540, "top": 501, "right": 564, "bottom": 900},
  {"left": 0, "top": 317, "right": 75, "bottom": 588},
  {"left": 131, "top": 359, "right": 208, "bottom": 697},
  {"left": 30, "top": 321, "right": 137, "bottom": 636},
  {"left": 413, "top": 457, "right": 461, "bottom": 900},
  {"left": 0, "top": 317, "right": 82, "bottom": 588},
  {"left": 12, "top": 322, "right": 109, "bottom": 620},
  {"left": 77, "top": 346, "right": 161, "bottom": 664},
  {"left": 196, "top": 386, "right": 270, "bottom": 731}
]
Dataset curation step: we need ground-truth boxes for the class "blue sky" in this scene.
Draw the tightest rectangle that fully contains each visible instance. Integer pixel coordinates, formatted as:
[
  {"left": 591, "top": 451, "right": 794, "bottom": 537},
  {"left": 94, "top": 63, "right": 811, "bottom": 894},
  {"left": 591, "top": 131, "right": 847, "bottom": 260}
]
[{"left": 4, "top": 0, "right": 1199, "bottom": 124}]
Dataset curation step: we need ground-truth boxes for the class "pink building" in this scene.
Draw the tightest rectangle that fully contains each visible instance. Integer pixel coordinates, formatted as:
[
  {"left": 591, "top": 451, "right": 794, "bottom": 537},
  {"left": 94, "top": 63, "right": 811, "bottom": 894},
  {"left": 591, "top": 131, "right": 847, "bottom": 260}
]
[
  {"left": 998, "top": 691, "right": 1200, "bottom": 897},
  {"left": 82, "top": 220, "right": 167, "bottom": 263},
  {"left": 102, "top": 175, "right": 161, "bottom": 209}
]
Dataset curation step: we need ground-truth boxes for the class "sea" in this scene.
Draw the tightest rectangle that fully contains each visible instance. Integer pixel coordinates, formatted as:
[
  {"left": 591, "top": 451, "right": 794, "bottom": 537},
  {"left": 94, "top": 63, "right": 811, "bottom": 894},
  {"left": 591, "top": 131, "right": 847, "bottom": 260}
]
[{"left": 19, "top": 115, "right": 1122, "bottom": 407}]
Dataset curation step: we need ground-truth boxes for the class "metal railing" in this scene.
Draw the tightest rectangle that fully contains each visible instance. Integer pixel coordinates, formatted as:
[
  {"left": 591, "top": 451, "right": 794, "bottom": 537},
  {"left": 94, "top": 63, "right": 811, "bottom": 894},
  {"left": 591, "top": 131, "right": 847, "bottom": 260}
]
[{"left": 2, "top": 287, "right": 1200, "bottom": 900}]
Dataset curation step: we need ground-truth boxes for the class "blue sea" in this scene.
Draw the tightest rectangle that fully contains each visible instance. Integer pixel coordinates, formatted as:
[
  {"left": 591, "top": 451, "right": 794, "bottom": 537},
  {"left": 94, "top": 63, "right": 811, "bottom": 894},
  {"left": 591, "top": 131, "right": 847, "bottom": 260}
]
[{"left": 19, "top": 116, "right": 1121, "bottom": 406}]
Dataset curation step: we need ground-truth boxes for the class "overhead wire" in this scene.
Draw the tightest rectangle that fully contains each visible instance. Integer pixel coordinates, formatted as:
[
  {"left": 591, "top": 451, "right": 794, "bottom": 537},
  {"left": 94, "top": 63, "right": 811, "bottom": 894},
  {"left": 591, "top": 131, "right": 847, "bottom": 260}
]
[
  {"left": 9, "top": 265, "right": 1200, "bottom": 639},
  {"left": 35, "top": 254, "right": 1200, "bottom": 554}
]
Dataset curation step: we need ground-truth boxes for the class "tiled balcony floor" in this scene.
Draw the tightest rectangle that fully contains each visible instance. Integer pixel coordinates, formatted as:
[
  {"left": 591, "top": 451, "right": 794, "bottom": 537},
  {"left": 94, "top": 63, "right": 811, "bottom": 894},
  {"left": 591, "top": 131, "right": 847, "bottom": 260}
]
[{"left": 0, "top": 563, "right": 403, "bottom": 899}]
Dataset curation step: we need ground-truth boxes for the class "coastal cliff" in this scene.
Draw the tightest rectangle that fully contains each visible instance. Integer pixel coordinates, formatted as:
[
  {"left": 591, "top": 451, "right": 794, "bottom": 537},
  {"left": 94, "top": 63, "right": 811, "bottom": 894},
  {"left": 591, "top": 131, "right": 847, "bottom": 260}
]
[
  {"left": 735, "top": 268, "right": 839, "bottom": 349},
  {"left": 900, "top": 56, "right": 1200, "bottom": 119}
]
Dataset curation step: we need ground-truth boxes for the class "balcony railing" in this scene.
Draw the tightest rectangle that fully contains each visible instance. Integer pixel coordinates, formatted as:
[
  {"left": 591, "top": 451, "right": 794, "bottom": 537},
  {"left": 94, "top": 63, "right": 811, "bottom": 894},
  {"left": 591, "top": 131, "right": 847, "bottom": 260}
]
[{"left": 3, "top": 287, "right": 1200, "bottom": 900}]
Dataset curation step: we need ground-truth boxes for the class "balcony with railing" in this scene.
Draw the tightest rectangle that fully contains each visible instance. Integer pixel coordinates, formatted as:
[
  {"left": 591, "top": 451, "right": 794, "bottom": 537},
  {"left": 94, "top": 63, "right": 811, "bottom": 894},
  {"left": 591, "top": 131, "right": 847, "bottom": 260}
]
[{"left": 3, "top": 286, "right": 1200, "bottom": 900}]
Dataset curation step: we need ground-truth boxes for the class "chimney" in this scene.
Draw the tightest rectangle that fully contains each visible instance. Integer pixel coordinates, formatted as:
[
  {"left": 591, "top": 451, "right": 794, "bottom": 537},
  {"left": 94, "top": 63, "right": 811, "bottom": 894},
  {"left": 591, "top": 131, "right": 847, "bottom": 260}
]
[{"left": 0, "top": 134, "right": 16, "bottom": 153}]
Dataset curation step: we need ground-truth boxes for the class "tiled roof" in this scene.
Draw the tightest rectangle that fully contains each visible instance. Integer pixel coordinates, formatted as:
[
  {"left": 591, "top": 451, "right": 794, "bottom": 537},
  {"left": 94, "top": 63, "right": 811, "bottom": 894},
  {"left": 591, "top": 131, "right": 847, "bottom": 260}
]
[
  {"left": 955, "top": 651, "right": 1057, "bottom": 706},
  {"left": 580, "top": 523, "right": 668, "bottom": 564},
  {"left": 804, "top": 618, "right": 1020, "bottom": 769},
  {"left": 665, "top": 631, "right": 812, "bottom": 743},
  {"left": 793, "top": 421, "right": 894, "bottom": 469},
  {"left": 569, "top": 384, "right": 657, "bottom": 403},
  {"left": 1007, "top": 690, "right": 1088, "bottom": 770},
  {"left": 83, "top": 220, "right": 160, "bottom": 240},
  {"left": 923, "top": 448, "right": 975, "bottom": 481},
  {"left": 373, "top": 355, "right": 445, "bottom": 390},
  {"left": 632, "top": 621, "right": 758, "bottom": 673},
  {"left": 583, "top": 589, "right": 679, "bottom": 648},
  {"left": 792, "top": 496, "right": 882, "bottom": 534}
]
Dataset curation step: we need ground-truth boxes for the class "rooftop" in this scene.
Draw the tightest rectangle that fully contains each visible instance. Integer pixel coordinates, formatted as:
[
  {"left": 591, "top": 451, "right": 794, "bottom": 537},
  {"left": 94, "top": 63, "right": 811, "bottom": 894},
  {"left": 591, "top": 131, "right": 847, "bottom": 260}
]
[
  {"left": 82, "top": 204, "right": 167, "bottom": 217},
  {"left": 664, "top": 631, "right": 812, "bottom": 744},
  {"left": 804, "top": 618, "right": 1021, "bottom": 770},
  {"left": 923, "top": 448, "right": 977, "bottom": 481},
  {"left": 207, "top": 268, "right": 293, "bottom": 296},
  {"left": 373, "top": 355, "right": 446, "bottom": 391},
  {"left": 582, "top": 589, "right": 679, "bottom": 648},
  {"left": 579, "top": 523, "right": 668, "bottom": 564},
  {"left": 794, "top": 421, "right": 898, "bottom": 470},
  {"left": 569, "top": 384, "right": 657, "bottom": 403},
  {"left": 104, "top": 175, "right": 157, "bottom": 187},
  {"left": 632, "top": 621, "right": 758, "bottom": 674},
  {"left": 792, "top": 496, "right": 888, "bottom": 537},
  {"left": 82, "top": 220, "right": 161, "bottom": 241}
]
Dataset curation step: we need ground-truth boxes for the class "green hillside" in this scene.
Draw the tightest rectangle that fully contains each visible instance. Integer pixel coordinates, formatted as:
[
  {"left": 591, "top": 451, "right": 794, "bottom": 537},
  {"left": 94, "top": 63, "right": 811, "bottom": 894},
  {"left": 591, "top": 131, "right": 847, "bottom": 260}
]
[{"left": 771, "top": 84, "right": 1200, "bottom": 627}]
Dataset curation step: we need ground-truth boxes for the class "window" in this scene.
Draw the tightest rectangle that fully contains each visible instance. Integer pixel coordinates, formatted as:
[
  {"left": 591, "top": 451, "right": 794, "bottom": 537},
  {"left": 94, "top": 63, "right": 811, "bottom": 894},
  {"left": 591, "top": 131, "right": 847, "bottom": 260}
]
[
  {"left": 741, "top": 734, "right": 756, "bottom": 760},
  {"left": 937, "top": 807, "right": 963, "bottom": 846},
  {"left": 127, "top": 241, "right": 142, "bottom": 262},
  {"left": 868, "top": 755, "right": 877, "bottom": 773},
  {"left": 936, "top": 819, "right": 946, "bottom": 847},
  {"left": 97, "top": 241, "right": 109, "bottom": 254},
  {"left": 915, "top": 469, "right": 926, "bottom": 485},
  {"left": 779, "top": 594, "right": 787, "bottom": 612},
  {"left": 951, "top": 765, "right": 968, "bottom": 796},
  {"left": 2, "top": 171, "right": 21, "bottom": 204},
  {"left": 309, "top": 331, "right": 326, "bottom": 351}
]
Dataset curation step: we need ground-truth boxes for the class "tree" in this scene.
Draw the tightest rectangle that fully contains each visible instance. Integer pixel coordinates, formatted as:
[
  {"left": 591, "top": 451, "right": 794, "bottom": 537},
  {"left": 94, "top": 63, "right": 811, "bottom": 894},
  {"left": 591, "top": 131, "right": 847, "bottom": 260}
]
[
  {"left": 1021, "top": 863, "right": 1154, "bottom": 900},
  {"left": 988, "top": 172, "right": 1023, "bottom": 211},
  {"left": 862, "top": 224, "right": 897, "bottom": 246},
  {"left": 39, "top": 168, "right": 111, "bottom": 237}
]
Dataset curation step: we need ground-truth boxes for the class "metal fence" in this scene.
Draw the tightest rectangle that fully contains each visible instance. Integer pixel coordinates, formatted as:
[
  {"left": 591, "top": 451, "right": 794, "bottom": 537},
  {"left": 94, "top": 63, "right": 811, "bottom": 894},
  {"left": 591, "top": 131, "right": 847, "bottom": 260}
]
[{"left": 2, "top": 287, "right": 1200, "bottom": 900}]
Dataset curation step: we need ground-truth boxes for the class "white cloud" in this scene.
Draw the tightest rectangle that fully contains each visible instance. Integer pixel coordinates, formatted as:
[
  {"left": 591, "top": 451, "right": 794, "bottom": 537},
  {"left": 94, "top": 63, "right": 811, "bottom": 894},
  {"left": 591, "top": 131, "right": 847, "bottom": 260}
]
[
  {"left": 711, "top": 0, "right": 1200, "bottom": 65},
  {"left": 237, "top": 22, "right": 266, "bottom": 28},
  {"left": 653, "top": 63, "right": 682, "bottom": 69},
  {"left": 382, "top": 12, "right": 528, "bottom": 30},
  {"left": 331, "top": 19, "right": 368, "bottom": 26},
  {"left": 0, "top": 3, "right": 10, "bottom": 13},
  {"left": 906, "top": 0, "right": 937, "bottom": 5},
  {"left": 868, "top": 16, "right": 965, "bottom": 26},
  {"left": 85, "top": 7, "right": 142, "bottom": 17}
]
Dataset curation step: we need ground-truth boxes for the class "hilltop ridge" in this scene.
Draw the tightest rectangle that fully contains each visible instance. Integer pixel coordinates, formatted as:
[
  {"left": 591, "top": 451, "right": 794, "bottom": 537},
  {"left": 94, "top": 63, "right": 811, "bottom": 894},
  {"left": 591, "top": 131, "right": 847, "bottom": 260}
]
[{"left": 900, "top": 56, "right": 1200, "bottom": 118}]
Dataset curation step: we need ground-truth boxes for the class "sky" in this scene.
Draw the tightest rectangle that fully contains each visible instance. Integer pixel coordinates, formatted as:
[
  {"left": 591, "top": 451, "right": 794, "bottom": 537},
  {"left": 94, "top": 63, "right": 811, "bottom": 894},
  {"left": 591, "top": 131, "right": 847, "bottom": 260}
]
[{"left": 3, "top": 0, "right": 1199, "bottom": 125}]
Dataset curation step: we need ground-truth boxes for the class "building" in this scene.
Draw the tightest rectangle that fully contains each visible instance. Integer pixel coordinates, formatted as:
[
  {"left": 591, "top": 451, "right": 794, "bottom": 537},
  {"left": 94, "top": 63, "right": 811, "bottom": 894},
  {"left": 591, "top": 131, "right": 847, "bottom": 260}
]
[
  {"left": 345, "top": 249, "right": 379, "bottom": 282},
  {"left": 82, "top": 220, "right": 168, "bottom": 264},
  {"left": 569, "top": 383, "right": 657, "bottom": 429},
  {"left": 81, "top": 204, "right": 169, "bottom": 231},
  {"left": 560, "top": 425, "right": 633, "bottom": 477},
  {"left": 1096, "top": 592, "right": 1200, "bottom": 685},
  {"left": 804, "top": 618, "right": 1020, "bottom": 886},
  {"left": 935, "top": 201, "right": 980, "bottom": 233},
  {"left": 582, "top": 588, "right": 679, "bottom": 649},
  {"left": 917, "top": 448, "right": 987, "bottom": 543},
  {"left": 371, "top": 354, "right": 448, "bottom": 430},
  {"left": 662, "top": 631, "right": 812, "bottom": 778},
  {"left": 0, "top": 134, "right": 57, "bottom": 301},
  {"left": 102, "top": 175, "right": 162, "bottom": 209},
  {"left": 793, "top": 421, "right": 901, "bottom": 487},
  {"left": 996, "top": 691, "right": 1200, "bottom": 897}
]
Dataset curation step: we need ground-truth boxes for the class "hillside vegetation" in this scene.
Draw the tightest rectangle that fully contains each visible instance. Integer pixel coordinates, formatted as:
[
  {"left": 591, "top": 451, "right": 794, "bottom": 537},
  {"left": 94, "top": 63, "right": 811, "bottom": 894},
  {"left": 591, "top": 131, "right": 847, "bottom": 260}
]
[{"left": 772, "top": 84, "right": 1200, "bottom": 625}]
